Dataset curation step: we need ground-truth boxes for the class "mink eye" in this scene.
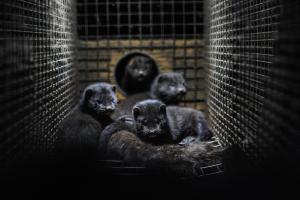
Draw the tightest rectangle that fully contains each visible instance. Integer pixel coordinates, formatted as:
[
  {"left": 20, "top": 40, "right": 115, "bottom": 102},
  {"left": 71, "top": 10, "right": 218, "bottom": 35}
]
[{"left": 143, "top": 119, "right": 148, "bottom": 124}]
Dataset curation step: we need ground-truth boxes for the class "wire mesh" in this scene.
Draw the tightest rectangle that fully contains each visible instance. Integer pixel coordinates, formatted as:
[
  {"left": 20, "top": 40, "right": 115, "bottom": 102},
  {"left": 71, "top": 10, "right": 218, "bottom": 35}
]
[
  {"left": 256, "top": 0, "right": 300, "bottom": 163},
  {"left": 0, "top": 0, "right": 77, "bottom": 167},
  {"left": 76, "top": 0, "right": 206, "bottom": 110},
  {"left": 207, "top": 0, "right": 281, "bottom": 160}
]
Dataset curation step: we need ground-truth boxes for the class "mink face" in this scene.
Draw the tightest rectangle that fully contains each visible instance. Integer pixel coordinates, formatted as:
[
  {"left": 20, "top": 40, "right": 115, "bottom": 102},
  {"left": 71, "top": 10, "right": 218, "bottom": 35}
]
[
  {"left": 133, "top": 100, "right": 170, "bottom": 143},
  {"left": 80, "top": 83, "right": 118, "bottom": 117},
  {"left": 126, "top": 56, "right": 154, "bottom": 82},
  {"left": 150, "top": 72, "right": 187, "bottom": 105}
]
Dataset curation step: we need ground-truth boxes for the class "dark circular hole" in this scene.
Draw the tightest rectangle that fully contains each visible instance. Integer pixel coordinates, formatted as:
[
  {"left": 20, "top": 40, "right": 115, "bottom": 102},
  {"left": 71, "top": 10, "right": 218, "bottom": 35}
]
[{"left": 114, "top": 52, "right": 160, "bottom": 96}]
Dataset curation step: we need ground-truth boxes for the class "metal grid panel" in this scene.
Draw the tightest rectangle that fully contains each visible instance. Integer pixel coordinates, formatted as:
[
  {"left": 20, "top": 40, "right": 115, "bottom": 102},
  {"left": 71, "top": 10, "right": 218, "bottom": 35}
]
[
  {"left": 77, "top": 0, "right": 204, "bottom": 39},
  {"left": 207, "top": 0, "right": 281, "bottom": 159},
  {"left": 0, "top": 0, "right": 77, "bottom": 167},
  {"left": 76, "top": 0, "right": 206, "bottom": 110},
  {"left": 257, "top": 0, "right": 300, "bottom": 162}
]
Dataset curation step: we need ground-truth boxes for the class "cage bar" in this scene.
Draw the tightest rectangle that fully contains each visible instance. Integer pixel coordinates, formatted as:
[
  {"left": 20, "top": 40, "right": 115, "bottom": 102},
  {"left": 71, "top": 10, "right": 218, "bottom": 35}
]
[
  {"left": 0, "top": 0, "right": 77, "bottom": 167},
  {"left": 207, "top": 0, "right": 283, "bottom": 161}
]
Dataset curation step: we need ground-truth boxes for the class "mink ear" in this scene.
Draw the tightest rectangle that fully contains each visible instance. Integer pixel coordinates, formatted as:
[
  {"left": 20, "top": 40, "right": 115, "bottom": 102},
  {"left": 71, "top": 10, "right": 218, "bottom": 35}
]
[
  {"left": 159, "top": 104, "right": 166, "bottom": 115},
  {"left": 84, "top": 89, "right": 94, "bottom": 100},
  {"left": 81, "top": 89, "right": 94, "bottom": 106},
  {"left": 111, "top": 85, "right": 116, "bottom": 93},
  {"left": 128, "top": 58, "right": 135, "bottom": 66},
  {"left": 157, "top": 75, "right": 164, "bottom": 84},
  {"left": 133, "top": 107, "right": 141, "bottom": 119}
]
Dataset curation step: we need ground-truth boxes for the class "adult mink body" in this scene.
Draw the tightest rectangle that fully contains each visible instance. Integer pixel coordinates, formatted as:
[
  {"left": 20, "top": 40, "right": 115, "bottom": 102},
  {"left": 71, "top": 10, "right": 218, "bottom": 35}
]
[{"left": 59, "top": 83, "right": 118, "bottom": 159}]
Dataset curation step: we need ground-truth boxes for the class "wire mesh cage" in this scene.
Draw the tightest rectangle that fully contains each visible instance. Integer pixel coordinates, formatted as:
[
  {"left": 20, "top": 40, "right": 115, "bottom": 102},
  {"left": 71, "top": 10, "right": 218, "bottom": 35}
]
[
  {"left": 207, "top": 0, "right": 282, "bottom": 160},
  {"left": 0, "top": 0, "right": 299, "bottom": 180},
  {"left": 0, "top": 0, "right": 77, "bottom": 168},
  {"left": 256, "top": 0, "right": 300, "bottom": 164},
  {"left": 206, "top": 0, "right": 300, "bottom": 164},
  {"left": 76, "top": 0, "right": 207, "bottom": 111}
]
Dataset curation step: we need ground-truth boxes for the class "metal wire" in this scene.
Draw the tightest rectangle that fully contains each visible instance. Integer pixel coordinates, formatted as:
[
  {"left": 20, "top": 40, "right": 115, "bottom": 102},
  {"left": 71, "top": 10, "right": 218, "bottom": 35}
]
[
  {"left": 207, "top": 0, "right": 282, "bottom": 160},
  {"left": 0, "top": 0, "right": 77, "bottom": 167},
  {"left": 257, "top": 0, "right": 300, "bottom": 163},
  {"left": 77, "top": 0, "right": 204, "bottom": 39}
]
